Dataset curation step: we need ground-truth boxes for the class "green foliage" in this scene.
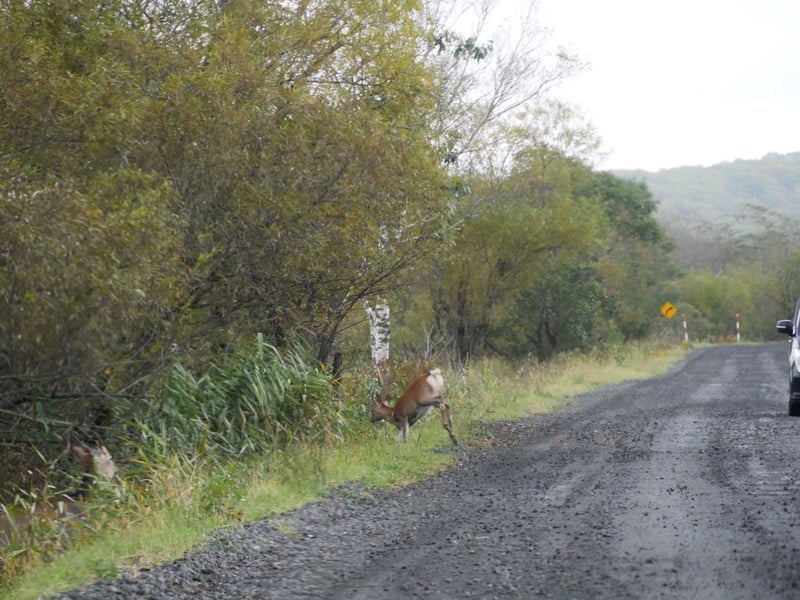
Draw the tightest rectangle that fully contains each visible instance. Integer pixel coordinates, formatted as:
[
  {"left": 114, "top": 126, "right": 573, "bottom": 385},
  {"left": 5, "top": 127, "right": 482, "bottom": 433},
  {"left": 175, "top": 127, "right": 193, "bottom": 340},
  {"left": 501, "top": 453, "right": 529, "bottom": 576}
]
[
  {"left": 580, "top": 172, "right": 676, "bottom": 341},
  {"left": 0, "top": 167, "right": 183, "bottom": 463},
  {"left": 426, "top": 128, "right": 672, "bottom": 361},
  {"left": 0, "top": 0, "right": 448, "bottom": 367},
  {"left": 667, "top": 205, "right": 800, "bottom": 341},
  {"left": 133, "top": 336, "right": 346, "bottom": 461},
  {"left": 675, "top": 273, "right": 744, "bottom": 340},
  {"left": 582, "top": 172, "right": 666, "bottom": 244},
  {"left": 0, "top": 0, "right": 449, "bottom": 488},
  {"left": 510, "top": 265, "right": 616, "bottom": 361}
]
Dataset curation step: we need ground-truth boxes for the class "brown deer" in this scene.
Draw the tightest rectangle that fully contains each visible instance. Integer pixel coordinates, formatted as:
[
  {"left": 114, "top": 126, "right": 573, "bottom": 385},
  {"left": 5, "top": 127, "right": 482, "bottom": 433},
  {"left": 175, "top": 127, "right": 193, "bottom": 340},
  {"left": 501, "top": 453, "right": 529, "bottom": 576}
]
[
  {"left": 67, "top": 436, "right": 117, "bottom": 492},
  {"left": 0, "top": 437, "right": 117, "bottom": 546},
  {"left": 371, "top": 368, "right": 458, "bottom": 445}
]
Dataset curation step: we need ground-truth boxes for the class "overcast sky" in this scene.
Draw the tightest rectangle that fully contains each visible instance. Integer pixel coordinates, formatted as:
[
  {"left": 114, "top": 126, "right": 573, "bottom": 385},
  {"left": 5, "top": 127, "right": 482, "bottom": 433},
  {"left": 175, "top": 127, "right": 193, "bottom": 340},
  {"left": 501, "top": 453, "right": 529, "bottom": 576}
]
[{"left": 529, "top": 0, "right": 800, "bottom": 171}]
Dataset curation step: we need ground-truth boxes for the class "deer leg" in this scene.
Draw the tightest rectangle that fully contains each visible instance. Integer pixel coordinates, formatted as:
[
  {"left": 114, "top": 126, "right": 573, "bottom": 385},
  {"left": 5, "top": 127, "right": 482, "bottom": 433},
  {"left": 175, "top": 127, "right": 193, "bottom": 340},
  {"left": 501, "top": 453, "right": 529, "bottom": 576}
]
[
  {"left": 397, "top": 417, "right": 410, "bottom": 442},
  {"left": 439, "top": 402, "right": 458, "bottom": 445}
]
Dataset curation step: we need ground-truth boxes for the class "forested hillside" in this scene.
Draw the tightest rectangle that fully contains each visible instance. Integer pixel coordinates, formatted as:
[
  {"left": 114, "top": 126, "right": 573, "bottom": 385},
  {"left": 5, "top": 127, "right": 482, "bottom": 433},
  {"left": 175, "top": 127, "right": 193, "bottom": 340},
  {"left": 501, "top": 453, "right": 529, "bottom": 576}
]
[{"left": 613, "top": 151, "right": 800, "bottom": 223}]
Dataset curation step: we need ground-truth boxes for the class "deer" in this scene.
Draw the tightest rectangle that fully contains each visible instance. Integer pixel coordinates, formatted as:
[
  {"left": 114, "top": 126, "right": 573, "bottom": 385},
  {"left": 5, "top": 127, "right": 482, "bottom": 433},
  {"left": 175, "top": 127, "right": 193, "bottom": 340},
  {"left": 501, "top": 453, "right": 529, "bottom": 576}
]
[
  {"left": 370, "top": 368, "right": 458, "bottom": 445},
  {"left": 0, "top": 435, "right": 118, "bottom": 547}
]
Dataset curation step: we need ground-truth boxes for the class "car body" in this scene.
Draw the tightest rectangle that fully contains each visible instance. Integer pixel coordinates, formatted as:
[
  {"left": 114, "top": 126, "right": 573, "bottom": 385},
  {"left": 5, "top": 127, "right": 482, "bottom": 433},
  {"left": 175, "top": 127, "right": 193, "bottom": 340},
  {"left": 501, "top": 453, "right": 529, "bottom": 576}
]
[{"left": 776, "top": 299, "right": 800, "bottom": 416}]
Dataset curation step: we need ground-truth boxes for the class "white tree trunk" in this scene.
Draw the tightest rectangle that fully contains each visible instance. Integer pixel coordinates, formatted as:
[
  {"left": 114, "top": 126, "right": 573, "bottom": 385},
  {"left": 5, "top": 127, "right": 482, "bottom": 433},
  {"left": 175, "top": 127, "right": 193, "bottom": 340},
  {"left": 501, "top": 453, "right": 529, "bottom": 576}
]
[{"left": 365, "top": 297, "right": 391, "bottom": 369}]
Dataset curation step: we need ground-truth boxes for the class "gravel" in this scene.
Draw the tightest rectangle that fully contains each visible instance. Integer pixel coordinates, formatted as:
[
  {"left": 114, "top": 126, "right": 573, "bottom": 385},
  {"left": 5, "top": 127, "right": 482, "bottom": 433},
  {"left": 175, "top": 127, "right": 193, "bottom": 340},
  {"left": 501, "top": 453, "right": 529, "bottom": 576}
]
[{"left": 56, "top": 343, "right": 800, "bottom": 599}]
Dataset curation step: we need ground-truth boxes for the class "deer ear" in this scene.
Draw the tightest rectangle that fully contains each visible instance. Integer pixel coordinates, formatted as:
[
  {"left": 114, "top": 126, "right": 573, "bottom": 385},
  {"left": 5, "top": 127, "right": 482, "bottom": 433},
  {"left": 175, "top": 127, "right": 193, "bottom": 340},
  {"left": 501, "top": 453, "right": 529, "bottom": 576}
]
[
  {"left": 90, "top": 446, "right": 117, "bottom": 481},
  {"left": 69, "top": 441, "right": 93, "bottom": 471}
]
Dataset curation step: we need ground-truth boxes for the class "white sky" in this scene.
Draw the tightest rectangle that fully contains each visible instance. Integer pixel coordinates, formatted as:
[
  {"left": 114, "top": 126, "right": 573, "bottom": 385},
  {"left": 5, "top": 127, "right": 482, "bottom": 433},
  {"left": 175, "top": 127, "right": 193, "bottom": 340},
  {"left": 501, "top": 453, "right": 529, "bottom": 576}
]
[{"left": 525, "top": 0, "right": 800, "bottom": 171}]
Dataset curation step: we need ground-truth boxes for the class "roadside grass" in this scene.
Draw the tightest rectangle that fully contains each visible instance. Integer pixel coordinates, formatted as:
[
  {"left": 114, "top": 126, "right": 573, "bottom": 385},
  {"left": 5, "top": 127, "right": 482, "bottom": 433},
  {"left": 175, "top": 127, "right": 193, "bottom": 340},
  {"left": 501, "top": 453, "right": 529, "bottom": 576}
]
[{"left": 2, "top": 341, "right": 692, "bottom": 600}]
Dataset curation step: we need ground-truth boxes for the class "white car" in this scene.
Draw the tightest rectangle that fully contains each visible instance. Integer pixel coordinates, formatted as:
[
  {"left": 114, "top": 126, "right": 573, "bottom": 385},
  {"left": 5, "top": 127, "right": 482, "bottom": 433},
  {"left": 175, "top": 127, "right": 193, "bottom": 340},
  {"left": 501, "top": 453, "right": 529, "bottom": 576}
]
[{"left": 776, "top": 303, "right": 800, "bottom": 416}]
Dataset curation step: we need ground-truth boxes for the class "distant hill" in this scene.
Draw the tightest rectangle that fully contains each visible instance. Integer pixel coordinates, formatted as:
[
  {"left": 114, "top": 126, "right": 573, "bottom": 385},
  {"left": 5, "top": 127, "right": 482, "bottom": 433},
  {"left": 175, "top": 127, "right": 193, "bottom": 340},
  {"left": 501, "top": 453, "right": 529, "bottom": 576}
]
[{"left": 612, "top": 152, "right": 800, "bottom": 224}]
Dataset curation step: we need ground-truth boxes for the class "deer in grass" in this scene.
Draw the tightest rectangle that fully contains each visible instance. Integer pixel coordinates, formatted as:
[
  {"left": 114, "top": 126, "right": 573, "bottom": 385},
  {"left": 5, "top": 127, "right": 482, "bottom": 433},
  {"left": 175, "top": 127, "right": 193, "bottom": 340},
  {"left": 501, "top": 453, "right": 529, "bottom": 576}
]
[
  {"left": 371, "top": 368, "right": 458, "bottom": 445},
  {"left": 0, "top": 436, "right": 118, "bottom": 546}
]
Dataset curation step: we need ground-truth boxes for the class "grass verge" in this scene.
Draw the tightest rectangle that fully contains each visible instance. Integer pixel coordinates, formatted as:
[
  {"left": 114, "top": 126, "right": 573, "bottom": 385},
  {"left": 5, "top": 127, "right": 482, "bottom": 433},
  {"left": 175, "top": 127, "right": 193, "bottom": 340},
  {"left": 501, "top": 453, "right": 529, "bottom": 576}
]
[{"left": 1, "top": 342, "right": 692, "bottom": 600}]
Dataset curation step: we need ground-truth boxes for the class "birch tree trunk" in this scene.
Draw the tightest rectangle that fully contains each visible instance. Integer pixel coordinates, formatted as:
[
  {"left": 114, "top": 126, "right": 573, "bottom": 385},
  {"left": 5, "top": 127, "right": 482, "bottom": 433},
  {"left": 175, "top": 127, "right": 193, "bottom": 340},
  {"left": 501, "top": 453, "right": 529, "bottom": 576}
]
[{"left": 364, "top": 297, "right": 391, "bottom": 393}]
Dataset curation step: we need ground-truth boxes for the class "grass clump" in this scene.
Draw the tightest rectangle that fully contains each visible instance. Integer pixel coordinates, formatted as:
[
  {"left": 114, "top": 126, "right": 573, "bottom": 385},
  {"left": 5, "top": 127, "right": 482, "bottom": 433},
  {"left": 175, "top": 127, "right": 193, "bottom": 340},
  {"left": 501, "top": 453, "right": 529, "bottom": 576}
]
[{"left": 135, "top": 334, "right": 347, "bottom": 462}]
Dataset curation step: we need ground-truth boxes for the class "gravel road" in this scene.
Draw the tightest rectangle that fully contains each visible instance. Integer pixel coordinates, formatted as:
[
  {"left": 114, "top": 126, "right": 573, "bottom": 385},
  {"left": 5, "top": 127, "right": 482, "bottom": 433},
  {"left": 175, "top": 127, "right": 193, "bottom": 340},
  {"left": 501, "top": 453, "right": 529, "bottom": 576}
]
[{"left": 57, "top": 343, "right": 800, "bottom": 599}]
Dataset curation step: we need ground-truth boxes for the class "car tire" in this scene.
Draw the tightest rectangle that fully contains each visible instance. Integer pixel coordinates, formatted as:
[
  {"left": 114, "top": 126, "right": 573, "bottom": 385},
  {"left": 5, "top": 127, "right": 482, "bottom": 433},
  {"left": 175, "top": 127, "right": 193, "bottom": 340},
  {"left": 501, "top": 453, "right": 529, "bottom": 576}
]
[{"left": 789, "top": 396, "right": 800, "bottom": 417}]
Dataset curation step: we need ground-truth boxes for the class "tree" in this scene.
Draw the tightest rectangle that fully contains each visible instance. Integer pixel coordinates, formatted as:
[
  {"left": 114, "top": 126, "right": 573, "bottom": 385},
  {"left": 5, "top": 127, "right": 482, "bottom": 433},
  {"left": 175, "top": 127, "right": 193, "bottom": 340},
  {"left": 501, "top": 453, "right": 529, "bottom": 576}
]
[
  {"left": 360, "top": 0, "right": 585, "bottom": 375},
  {"left": 0, "top": 0, "right": 453, "bottom": 481},
  {"left": 421, "top": 0, "right": 585, "bottom": 167},
  {"left": 430, "top": 150, "right": 609, "bottom": 361},
  {"left": 578, "top": 172, "right": 676, "bottom": 341},
  {"left": 425, "top": 107, "right": 676, "bottom": 360},
  {"left": 1, "top": 0, "right": 451, "bottom": 365},
  {"left": 0, "top": 2, "right": 187, "bottom": 427},
  {"left": 672, "top": 207, "right": 800, "bottom": 339}
]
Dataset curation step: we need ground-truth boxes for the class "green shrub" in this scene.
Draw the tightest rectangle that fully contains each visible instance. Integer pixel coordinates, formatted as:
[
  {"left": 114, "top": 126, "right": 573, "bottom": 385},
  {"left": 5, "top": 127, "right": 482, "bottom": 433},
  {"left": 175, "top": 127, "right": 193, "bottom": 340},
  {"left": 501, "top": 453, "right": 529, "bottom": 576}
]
[{"left": 133, "top": 335, "right": 345, "bottom": 463}]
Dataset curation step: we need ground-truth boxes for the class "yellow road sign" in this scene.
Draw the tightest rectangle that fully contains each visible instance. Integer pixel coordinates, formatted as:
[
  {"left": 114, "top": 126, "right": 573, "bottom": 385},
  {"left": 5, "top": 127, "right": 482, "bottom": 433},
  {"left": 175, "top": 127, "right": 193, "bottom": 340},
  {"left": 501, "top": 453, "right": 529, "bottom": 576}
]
[{"left": 660, "top": 301, "right": 677, "bottom": 319}]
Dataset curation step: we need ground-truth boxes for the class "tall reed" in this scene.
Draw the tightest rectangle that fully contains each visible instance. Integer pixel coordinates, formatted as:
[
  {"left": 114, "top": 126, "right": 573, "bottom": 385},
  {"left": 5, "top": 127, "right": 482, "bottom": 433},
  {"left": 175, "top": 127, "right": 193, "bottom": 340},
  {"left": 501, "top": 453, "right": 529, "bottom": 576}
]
[{"left": 133, "top": 335, "right": 347, "bottom": 464}]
